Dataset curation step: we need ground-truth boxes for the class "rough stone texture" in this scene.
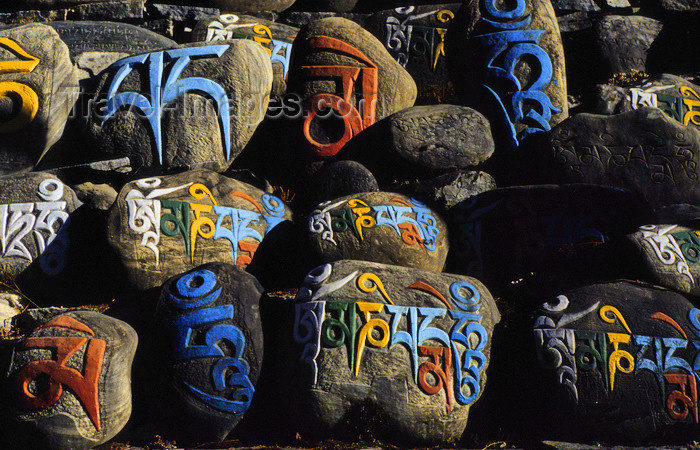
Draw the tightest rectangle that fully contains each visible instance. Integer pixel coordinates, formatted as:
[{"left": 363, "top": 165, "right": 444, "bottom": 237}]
[
  {"left": 539, "top": 108, "right": 700, "bottom": 208},
  {"left": 446, "top": 0, "right": 568, "bottom": 150},
  {"left": 395, "top": 170, "right": 497, "bottom": 210},
  {"left": 0, "top": 24, "right": 79, "bottom": 174},
  {"left": 448, "top": 184, "right": 652, "bottom": 293},
  {"left": 0, "top": 173, "right": 80, "bottom": 277},
  {"left": 151, "top": 4, "right": 220, "bottom": 22},
  {"left": 551, "top": 0, "right": 601, "bottom": 12},
  {"left": 287, "top": 17, "right": 417, "bottom": 159},
  {"left": 364, "top": 4, "right": 461, "bottom": 105},
  {"left": 76, "top": 0, "right": 144, "bottom": 20},
  {"left": 3, "top": 310, "right": 137, "bottom": 449},
  {"left": 47, "top": 21, "right": 176, "bottom": 59},
  {"left": 151, "top": 263, "right": 264, "bottom": 443},
  {"left": 107, "top": 169, "right": 293, "bottom": 291},
  {"left": 592, "top": 74, "right": 700, "bottom": 134},
  {"left": 210, "top": 0, "right": 296, "bottom": 12},
  {"left": 626, "top": 224, "right": 700, "bottom": 295},
  {"left": 533, "top": 281, "right": 700, "bottom": 441},
  {"left": 72, "top": 182, "right": 118, "bottom": 211},
  {"left": 307, "top": 192, "right": 448, "bottom": 272},
  {"left": 293, "top": 0, "right": 360, "bottom": 11},
  {"left": 84, "top": 39, "right": 272, "bottom": 172},
  {"left": 593, "top": 15, "right": 662, "bottom": 77},
  {"left": 306, "top": 160, "right": 379, "bottom": 208},
  {"left": 655, "top": 203, "right": 700, "bottom": 223},
  {"left": 282, "top": 260, "right": 501, "bottom": 443},
  {"left": 281, "top": 11, "right": 370, "bottom": 28}
]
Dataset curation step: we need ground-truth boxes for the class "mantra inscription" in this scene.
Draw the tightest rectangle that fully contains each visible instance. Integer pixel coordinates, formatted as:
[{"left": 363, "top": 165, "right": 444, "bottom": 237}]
[
  {"left": 0, "top": 37, "right": 40, "bottom": 133},
  {"left": 384, "top": 7, "right": 454, "bottom": 70}
]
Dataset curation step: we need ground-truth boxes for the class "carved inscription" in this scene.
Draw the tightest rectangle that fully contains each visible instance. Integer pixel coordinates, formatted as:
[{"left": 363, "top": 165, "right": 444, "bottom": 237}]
[
  {"left": 384, "top": 7, "right": 454, "bottom": 70},
  {"left": 0, "top": 38, "right": 40, "bottom": 133}
]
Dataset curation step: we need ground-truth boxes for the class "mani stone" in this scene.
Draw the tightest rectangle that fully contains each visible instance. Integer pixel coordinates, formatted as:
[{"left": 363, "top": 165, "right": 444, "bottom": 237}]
[
  {"left": 540, "top": 107, "right": 700, "bottom": 208},
  {"left": 151, "top": 263, "right": 264, "bottom": 443},
  {"left": 0, "top": 173, "right": 80, "bottom": 277},
  {"left": 363, "top": 4, "right": 461, "bottom": 105},
  {"left": 107, "top": 169, "right": 293, "bottom": 291},
  {"left": 293, "top": 0, "right": 360, "bottom": 11},
  {"left": 0, "top": 24, "right": 79, "bottom": 175},
  {"left": 448, "top": 184, "right": 652, "bottom": 293},
  {"left": 394, "top": 170, "right": 497, "bottom": 210},
  {"left": 625, "top": 224, "right": 700, "bottom": 296},
  {"left": 47, "top": 21, "right": 177, "bottom": 60},
  {"left": 209, "top": 0, "right": 296, "bottom": 12},
  {"left": 593, "top": 74, "right": 700, "bottom": 134},
  {"left": 3, "top": 310, "right": 137, "bottom": 450},
  {"left": 349, "top": 104, "right": 494, "bottom": 182},
  {"left": 305, "top": 160, "right": 379, "bottom": 209},
  {"left": 286, "top": 17, "right": 417, "bottom": 159},
  {"left": 593, "top": 15, "right": 662, "bottom": 78},
  {"left": 284, "top": 259, "right": 501, "bottom": 443},
  {"left": 307, "top": 191, "right": 449, "bottom": 272},
  {"left": 446, "top": 0, "right": 568, "bottom": 150},
  {"left": 84, "top": 39, "right": 272, "bottom": 172},
  {"left": 533, "top": 281, "right": 700, "bottom": 441}
]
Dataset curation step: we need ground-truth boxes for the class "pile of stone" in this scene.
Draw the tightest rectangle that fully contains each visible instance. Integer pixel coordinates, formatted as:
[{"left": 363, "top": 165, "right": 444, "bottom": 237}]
[{"left": 0, "top": 0, "right": 700, "bottom": 448}]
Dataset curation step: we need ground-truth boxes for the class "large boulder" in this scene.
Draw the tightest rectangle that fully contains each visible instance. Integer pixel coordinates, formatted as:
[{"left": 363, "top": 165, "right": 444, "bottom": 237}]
[
  {"left": 281, "top": 260, "right": 501, "bottom": 443},
  {"left": 107, "top": 169, "right": 293, "bottom": 291},
  {"left": 2, "top": 310, "right": 137, "bottom": 449},
  {"left": 308, "top": 192, "right": 448, "bottom": 272},
  {"left": 0, "top": 24, "right": 79, "bottom": 174}
]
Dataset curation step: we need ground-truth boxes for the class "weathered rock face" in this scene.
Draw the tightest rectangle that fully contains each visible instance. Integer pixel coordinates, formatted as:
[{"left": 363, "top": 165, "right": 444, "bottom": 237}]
[
  {"left": 593, "top": 75, "right": 700, "bottom": 135},
  {"left": 151, "top": 263, "right": 264, "bottom": 443},
  {"left": 364, "top": 4, "right": 461, "bottom": 104},
  {"left": 448, "top": 185, "right": 652, "bottom": 292},
  {"left": 626, "top": 224, "right": 700, "bottom": 296},
  {"left": 287, "top": 17, "right": 416, "bottom": 159},
  {"left": 0, "top": 173, "right": 80, "bottom": 277},
  {"left": 107, "top": 169, "right": 293, "bottom": 291},
  {"left": 3, "top": 310, "right": 137, "bottom": 449},
  {"left": 294, "top": 0, "right": 360, "bottom": 12},
  {"left": 285, "top": 260, "right": 501, "bottom": 443},
  {"left": 84, "top": 39, "right": 272, "bottom": 172},
  {"left": 308, "top": 192, "right": 448, "bottom": 272},
  {"left": 0, "top": 24, "right": 79, "bottom": 174},
  {"left": 307, "top": 160, "right": 379, "bottom": 208},
  {"left": 395, "top": 170, "right": 497, "bottom": 210},
  {"left": 533, "top": 281, "right": 700, "bottom": 441},
  {"left": 47, "top": 21, "right": 176, "bottom": 59},
  {"left": 192, "top": 14, "right": 296, "bottom": 85},
  {"left": 539, "top": 107, "right": 700, "bottom": 208},
  {"left": 446, "top": 0, "right": 568, "bottom": 150},
  {"left": 210, "top": 0, "right": 297, "bottom": 12},
  {"left": 593, "top": 15, "right": 662, "bottom": 77}
]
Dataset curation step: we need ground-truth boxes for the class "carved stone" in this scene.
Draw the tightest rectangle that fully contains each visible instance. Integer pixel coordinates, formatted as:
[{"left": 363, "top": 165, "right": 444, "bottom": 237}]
[
  {"left": 307, "top": 192, "right": 448, "bottom": 272},
  {"left": 0, "top": 24, "right": 79, "bottom": 174},
  {"left": 84, "top": 39, "right": 272, "bottom": 172},
  {"left": 209, "top": 0, "right": 296, "bottom": 12},
  {"left": 446, "top": 0, "right": 568, "bottom": 150},
  {"left": 593, "top": 15, "right": 662, "bottom": 77},
  {"left": 151, "top": 263, "right": 264, "bottom": 443},
  {"left": 3, "top": 310, "right": 137, "bottom": 449},
  {"left": 533, "top": 281, "right": 700, "bottom": 441},
  {"left": 287, "top": 17, "right": 416, "bottom": 160},
  {"left": 281, "top": 260, "right": 500, "bottom": 443},
  {"left": 448, "top": 184, "right": 652, "bottom": 293},
  {"left": 107, "top": 169, "right": 293, "bottom": 291},
  {"left": 539, "top": 107, "right": 700, "bottom": 208},
  {"left": 0, "top": 173, "right": 79, "bottom": 277}
]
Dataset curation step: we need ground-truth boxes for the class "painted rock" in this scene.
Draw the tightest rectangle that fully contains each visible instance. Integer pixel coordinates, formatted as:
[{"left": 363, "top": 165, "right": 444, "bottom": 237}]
[
  {"left": 593, "top": 74, "right": 700, "bottom": 134},
  {"left": 209, "top": 0, "right": 296, "bottom": 12},
  {"left": 151, "top": 263, "right": 264, "bottom": 443},
  {"left": 626, "top": 224, "right": 700, "bottom": 296},
  {"left": 286, "top": 17, "right": 416, "bottom": 159},
  {"left": 3, "top": 310, "right": 137, "bottom": 449},
  {"left": 0, "top": 24, "right": 79, "bottom": 174},
  {"left": 192, "top": 14, "right": 297, "bottom": 87},
  {"left": 0, "top": 173, "right": 79, "bottom": 277},
  {"left": 84, "top": 39, "right": 272, "bottom": 172},
  {"left": 364, "top": 4, "right": 461, "bottom": 104},
  {"left": 446, "top": 0, "right": 568, "bottom": 150},
  {"left": 539, "top": 107, "right": 700, "bottom": 208},
  {"left": 47, "top": 21, "right": 177, "bottom": 59},
  {"left": 308, "top": 192, "right": 448, "bottom": 272},
  {"left": 348, "top": 104, "right": 494, "bottom": 182},
  {"left": 533, "top": 281, "right": 700, "bottom": 441},
  {"left": 107, "top": 169, "right": 293, "bottom": 291},
  {"left": 593, "top": 15, "right": 662, "bottom": 77},
  {"left": 448, "top": 185, "right": 652, "bottom": 292},
  {"left": 284, "top": 260, "right": 501, "bottom": 443}
]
